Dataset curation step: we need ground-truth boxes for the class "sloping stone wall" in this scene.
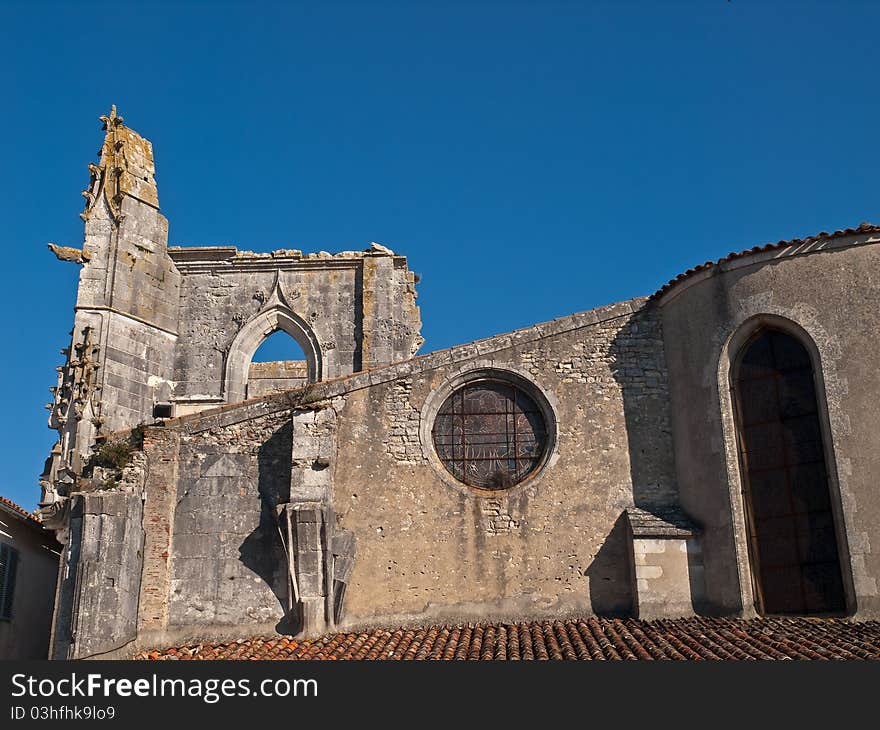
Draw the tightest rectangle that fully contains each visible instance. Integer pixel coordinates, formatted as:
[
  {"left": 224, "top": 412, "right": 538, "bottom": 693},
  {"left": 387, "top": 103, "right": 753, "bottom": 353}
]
[
  {"left": 329, "top": 300, "right": 675, "bottom": 629},
  {"left": 122, "top": 297, "right": 678, "bottom": 644}
]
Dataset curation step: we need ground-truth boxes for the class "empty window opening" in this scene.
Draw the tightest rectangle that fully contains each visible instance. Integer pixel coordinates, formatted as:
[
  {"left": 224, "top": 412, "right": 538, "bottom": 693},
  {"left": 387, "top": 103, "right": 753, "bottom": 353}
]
[
  {"left": 733, "top": 328, "right": 846, "bottom": 616},
  {"left": 247, "top": 331, "right": 308, "bottom": 398}
]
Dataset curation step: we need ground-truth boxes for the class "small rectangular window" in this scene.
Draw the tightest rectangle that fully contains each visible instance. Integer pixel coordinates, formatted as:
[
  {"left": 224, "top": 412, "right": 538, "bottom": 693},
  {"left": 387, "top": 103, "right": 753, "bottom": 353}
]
[{"left": 0, "top": 543, "right": 19, "bottom": 620}]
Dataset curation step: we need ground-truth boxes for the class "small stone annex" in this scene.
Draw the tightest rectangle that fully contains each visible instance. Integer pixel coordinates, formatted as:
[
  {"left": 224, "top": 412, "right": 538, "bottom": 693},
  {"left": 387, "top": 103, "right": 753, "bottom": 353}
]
[{"left": 39, "top": 108, "right": 880, "bottom": 659}]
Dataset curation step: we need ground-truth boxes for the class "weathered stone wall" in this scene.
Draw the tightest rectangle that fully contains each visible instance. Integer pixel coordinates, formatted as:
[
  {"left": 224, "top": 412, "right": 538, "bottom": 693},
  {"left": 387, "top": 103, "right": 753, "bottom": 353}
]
[
  {"left": 169, "top": 247, "right": 422, "bottom": 410},
  {"left": 330, "top": 299, "right": 676, "bottom": 629},
  {"left": 52, "top": 482, "right": 146, "bottom": 659},
  {"left": 167, "top": 410, "right": 293, "bottom": 634},
  {"left": 123, "top": 298, "right": 679, "bottom": 643},
  {"left": 360, "top": 254, "right": 424, "bottom": 370},
  {"left": 247, "top": 360, "right": 308, "bottom": 397},
  {"left": 99, "top": 313, "right": 178, "bottom": 426},
  {"left": 85, "top": 198, "right": 181, "bottom": 334},
  {"left": 144, "top": 403, "right": 346, "bottom": 641},
  {"left": 658, "top": 231, "right": 880, "bottom": 618},
  {"left": 74, "top": 135, "right": 181, "bottom": 436}
]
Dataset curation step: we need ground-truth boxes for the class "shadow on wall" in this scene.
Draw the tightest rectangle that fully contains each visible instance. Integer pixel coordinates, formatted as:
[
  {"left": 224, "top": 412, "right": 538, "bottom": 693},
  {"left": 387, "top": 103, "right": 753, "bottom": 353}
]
[
  {"left": 585, "top": 514, "right": 635, "bottom": 616},
  {"left": 608, "top": 301, "right": 741, "bottom": 616},
  {"left": 606, "top": 304, "right": 679, "bottom": 511},
  {"left": 238, "top": 420, "right": 296, "bottom": 634}
]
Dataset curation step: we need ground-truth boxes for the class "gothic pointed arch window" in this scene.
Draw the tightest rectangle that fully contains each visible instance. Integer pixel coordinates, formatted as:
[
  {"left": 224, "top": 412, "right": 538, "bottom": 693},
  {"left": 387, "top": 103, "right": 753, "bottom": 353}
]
[
  {"left": 224, "top": 306, "right": 322, "bottom": 404},
  {"left": 732, "top": 327, "right": 846, "bottom": 615}
]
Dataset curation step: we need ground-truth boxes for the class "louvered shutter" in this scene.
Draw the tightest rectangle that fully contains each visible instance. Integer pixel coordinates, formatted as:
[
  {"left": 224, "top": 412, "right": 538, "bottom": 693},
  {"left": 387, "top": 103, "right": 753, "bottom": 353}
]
[
  {"left": 0, "top": 544, "right": 18, "bottom": 620},
  {"left": 0, "top": 545, "right": 6, "bottom": 617}
]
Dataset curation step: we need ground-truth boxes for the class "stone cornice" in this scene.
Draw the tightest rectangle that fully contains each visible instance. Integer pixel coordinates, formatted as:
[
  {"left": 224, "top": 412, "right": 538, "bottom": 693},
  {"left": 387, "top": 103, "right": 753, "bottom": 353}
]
[{"left": 168, "top": 246, "right": 407, "bottom": 275}]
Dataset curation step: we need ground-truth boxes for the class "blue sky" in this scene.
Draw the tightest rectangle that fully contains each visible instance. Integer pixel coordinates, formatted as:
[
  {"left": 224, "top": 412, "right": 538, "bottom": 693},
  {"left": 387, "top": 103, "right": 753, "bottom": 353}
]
[{"left": 2, "top": 1, "right": 878, "bottom": 510}]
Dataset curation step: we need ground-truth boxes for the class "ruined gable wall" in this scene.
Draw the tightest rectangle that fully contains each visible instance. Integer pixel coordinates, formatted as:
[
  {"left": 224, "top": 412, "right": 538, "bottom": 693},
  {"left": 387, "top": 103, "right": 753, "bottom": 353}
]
[
  {"left": 171, "top": 259, "right": 357, "bottom": 404},
  {"left": 169, "top": 250, "right": 421, "bottom": 409}
]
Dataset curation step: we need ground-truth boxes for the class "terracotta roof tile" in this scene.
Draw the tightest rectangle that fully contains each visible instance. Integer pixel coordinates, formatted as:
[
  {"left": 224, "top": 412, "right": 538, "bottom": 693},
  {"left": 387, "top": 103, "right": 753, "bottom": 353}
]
[
  {"left": 134, "top": 617, "right": 880, "bottom": 661},
  {"left": 0, "top": 495, "right": 42, "bottom": 524},
  {"left": 653, "top": 222, "right": 880, "bottom": 300}
]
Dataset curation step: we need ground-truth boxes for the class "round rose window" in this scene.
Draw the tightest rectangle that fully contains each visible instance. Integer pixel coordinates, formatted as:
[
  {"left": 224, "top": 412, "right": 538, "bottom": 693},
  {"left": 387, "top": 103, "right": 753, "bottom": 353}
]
[{"left": 431, "top": 379, "right": 549, "bottom": 490}]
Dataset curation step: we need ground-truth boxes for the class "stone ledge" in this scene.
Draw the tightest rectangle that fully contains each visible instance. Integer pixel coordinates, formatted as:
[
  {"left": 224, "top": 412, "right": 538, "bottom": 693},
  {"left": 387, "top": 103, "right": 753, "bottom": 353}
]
[{"left": 626, "top": 506, "right": 699, "bottom": 538}]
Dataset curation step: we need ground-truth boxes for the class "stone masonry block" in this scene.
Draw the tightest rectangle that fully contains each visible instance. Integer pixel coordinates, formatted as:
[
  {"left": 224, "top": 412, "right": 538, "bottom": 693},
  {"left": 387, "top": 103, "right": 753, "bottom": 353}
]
[{"left": 297, "top": 572, "right": 323, "bottom": 596}]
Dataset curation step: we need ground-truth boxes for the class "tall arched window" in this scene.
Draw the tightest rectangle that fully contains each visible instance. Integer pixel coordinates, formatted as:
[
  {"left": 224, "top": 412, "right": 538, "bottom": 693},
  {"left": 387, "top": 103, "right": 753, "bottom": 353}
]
[{"left": 733, "top": 328, "right": 846, "bottom": 615}]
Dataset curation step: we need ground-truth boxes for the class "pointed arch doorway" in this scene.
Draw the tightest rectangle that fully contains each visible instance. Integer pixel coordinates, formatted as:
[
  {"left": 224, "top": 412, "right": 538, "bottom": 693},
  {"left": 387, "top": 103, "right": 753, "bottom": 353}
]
[{"left": 733, "top": 327, "right": 847, "bottom": 615}]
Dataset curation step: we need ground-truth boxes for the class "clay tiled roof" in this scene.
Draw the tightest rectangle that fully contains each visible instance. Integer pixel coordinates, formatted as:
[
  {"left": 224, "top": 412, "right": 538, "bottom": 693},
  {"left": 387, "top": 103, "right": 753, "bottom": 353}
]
[
  {"left": 0, "top": 495, "right": 42, "bottom": 524},
  {"left": 653, "top": 222, "right": 880, "bottom": 300},
  {"left": 134, "top": 617, "right": 880, "bottom": 661}
]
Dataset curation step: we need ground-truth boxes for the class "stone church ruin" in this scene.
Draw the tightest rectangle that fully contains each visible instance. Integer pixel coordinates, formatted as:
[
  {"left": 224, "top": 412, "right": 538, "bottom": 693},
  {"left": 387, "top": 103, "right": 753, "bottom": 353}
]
[{"left": 39, "top": 109, "right": 880, "bottom": 658}]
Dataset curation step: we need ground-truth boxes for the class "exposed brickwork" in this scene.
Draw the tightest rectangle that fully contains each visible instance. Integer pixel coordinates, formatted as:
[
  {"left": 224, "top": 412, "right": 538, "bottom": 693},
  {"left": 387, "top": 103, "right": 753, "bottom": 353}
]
[
  {"left": 480, "top": 499, "right": 519, "bottom": 536},
  {"left": 138, "top": 428, "right": 180, "bottom": 633}
]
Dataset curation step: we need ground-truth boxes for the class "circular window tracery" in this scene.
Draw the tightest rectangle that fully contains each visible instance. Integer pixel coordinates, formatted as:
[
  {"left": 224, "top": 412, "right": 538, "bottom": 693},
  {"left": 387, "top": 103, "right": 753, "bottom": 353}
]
[{"left": 431, "top": 379, "right": 549, "bottom": 490}]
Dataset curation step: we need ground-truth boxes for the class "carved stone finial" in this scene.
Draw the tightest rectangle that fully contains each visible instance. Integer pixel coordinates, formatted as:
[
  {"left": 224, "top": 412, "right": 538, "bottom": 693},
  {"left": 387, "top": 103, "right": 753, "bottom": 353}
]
[
  {"left": 99, "top": 104, "right": 124, "bottom": 131},
  {"left": 81, "top": 105, "right": 157, "bottom": 225}
]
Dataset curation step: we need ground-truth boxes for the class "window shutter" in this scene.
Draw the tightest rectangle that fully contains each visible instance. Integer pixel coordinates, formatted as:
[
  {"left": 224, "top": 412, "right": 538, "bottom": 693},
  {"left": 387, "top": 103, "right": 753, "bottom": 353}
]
[
  {"left": 0, "top": 545, "right": 7, "bottom": 616},
  {"left": 0, "top": 544, "right": 18, "bottom": 620}
]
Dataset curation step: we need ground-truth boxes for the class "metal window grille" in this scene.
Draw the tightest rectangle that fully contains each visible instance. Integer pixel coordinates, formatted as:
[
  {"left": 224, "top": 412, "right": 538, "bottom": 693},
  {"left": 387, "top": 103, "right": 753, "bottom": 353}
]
[{"left": 432, "top": 380, "right": 548, "bottom": 489}]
